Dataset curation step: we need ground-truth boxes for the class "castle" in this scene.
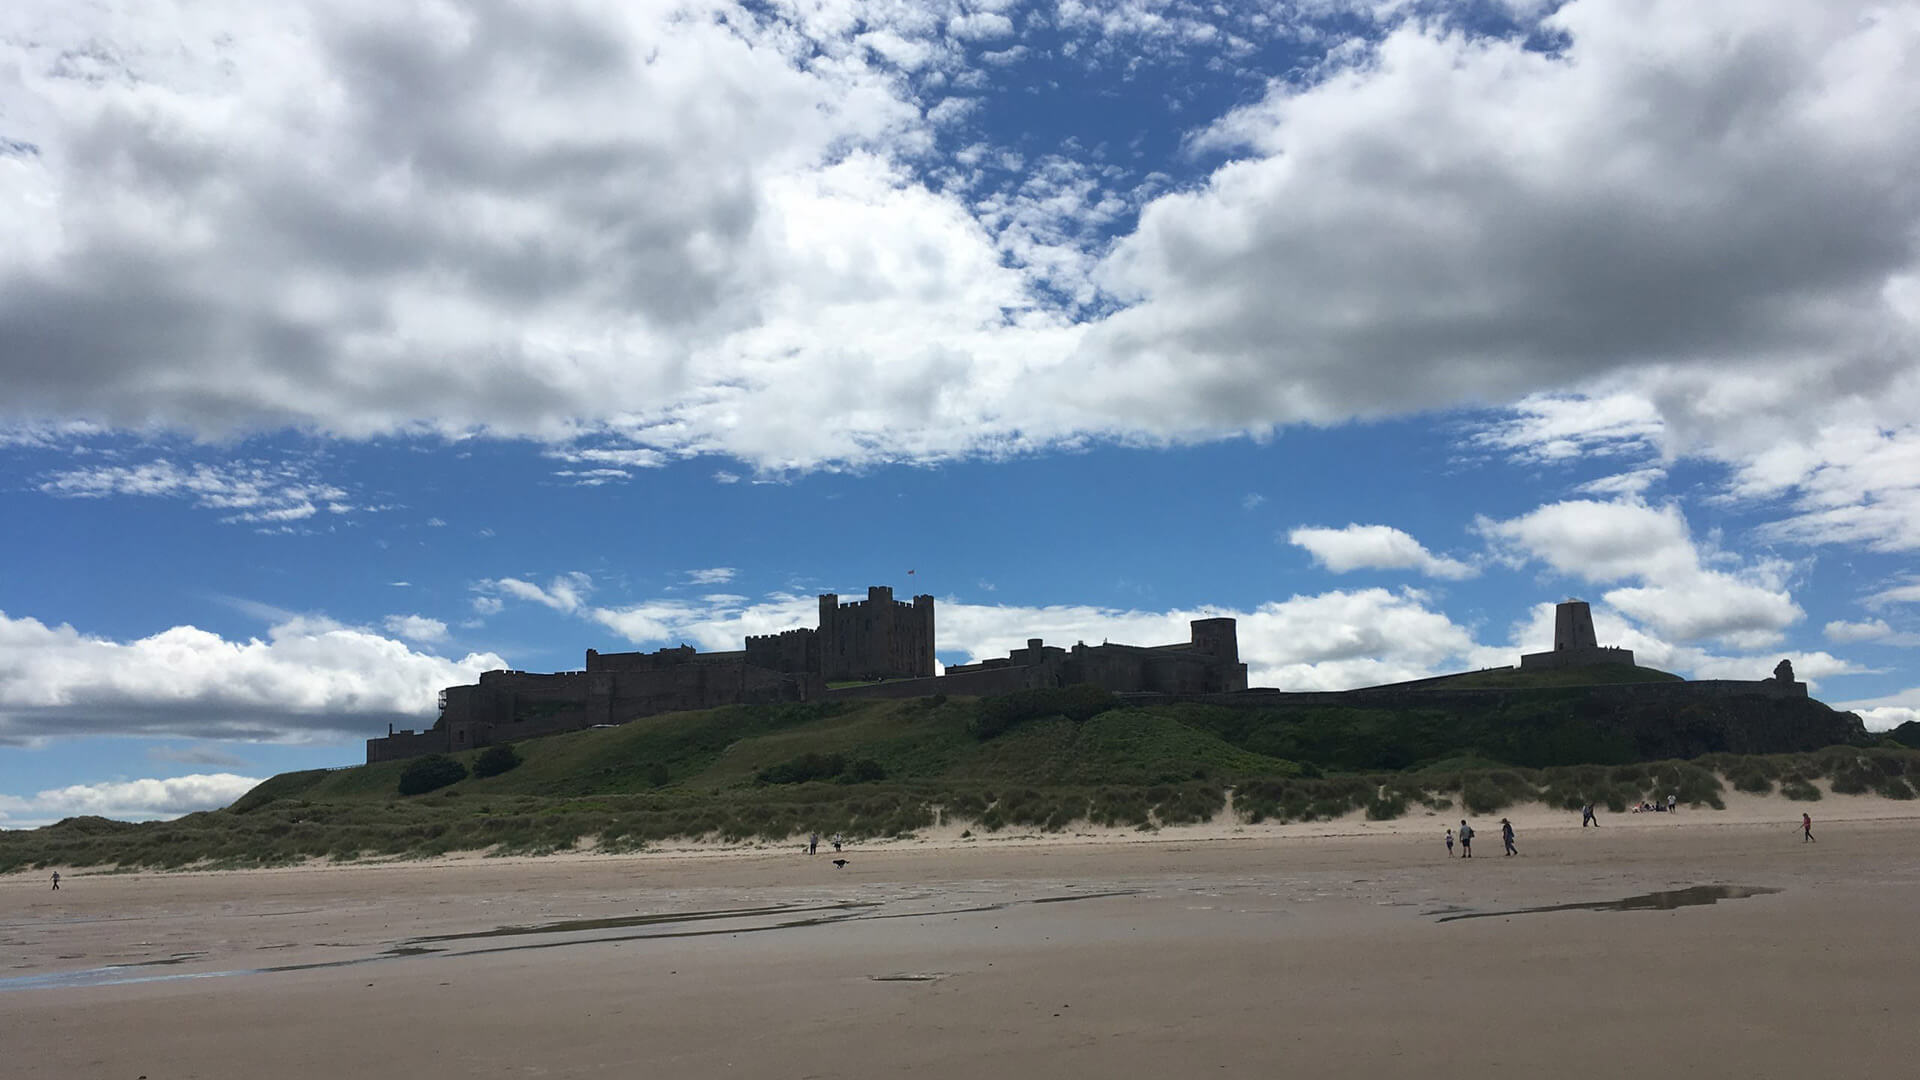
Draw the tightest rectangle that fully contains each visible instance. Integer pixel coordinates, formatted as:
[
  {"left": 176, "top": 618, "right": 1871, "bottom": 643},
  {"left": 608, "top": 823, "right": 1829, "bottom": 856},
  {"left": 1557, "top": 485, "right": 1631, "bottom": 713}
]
[
  {"left": 368, "top": 586, "right": 1250, "bottom": 763},
  {"left": 365, "top": 595, "right": 1802, "bottom": 765}
]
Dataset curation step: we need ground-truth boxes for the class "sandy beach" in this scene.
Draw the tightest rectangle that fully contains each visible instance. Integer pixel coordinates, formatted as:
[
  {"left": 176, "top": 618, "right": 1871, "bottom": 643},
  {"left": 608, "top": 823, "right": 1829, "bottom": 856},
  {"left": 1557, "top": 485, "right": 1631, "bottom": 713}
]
[{"left": 6, "top": 791, "right": 1918, "bottom": 1078}]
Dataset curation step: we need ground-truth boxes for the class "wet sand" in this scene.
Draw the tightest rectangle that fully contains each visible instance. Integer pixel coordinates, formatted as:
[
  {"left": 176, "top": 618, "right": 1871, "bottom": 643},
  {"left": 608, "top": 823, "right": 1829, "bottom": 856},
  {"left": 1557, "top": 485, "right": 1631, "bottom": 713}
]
[{"left": 4, "top": 801, "right": 1917, "bottom": 1078}]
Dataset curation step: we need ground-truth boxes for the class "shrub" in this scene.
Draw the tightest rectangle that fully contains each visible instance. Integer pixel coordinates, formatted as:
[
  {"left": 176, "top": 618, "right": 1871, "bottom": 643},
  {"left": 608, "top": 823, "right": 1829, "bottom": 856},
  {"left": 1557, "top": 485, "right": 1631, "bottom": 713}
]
[
  {"left": 1365, "top": 791, "right": 1408, "bottom": 820},
  {"left": 472, "top": 744, "right": 523, "bottom": 779},
  {"left": 844, "top": 758, "right": 887, "bottom": 783},
  {"left": 757, "top": 753, "right": 847, "bottom": 785},
  {"left": 969, "top": 684, "right": 1118, "bottom": 740},
  {"left": 1780, "top": 779, "right": 1822, "bottom": 801},
  {"left": 646, "top": 762, "right": 672, "bottom": 788},
  {"left": 1462, "top": 779, "right": 1511, "bottom": 815},
  {"left": 398, "top": 755, "right": 468, "bottom": 796},
  {"left": 1875, "top": 776, "right": 1916, "bottom": 800}
]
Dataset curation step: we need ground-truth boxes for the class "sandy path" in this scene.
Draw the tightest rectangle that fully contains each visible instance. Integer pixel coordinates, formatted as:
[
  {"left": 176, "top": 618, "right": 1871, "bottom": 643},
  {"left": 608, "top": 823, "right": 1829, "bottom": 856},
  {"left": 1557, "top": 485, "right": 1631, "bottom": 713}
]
[{"left": 3, "top": 797, "right": 1915, "bottom": 1078}]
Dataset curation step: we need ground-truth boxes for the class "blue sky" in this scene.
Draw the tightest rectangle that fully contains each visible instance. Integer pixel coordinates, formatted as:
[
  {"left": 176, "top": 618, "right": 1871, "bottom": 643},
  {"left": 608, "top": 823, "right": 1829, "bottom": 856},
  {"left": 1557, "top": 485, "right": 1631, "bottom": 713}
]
[{"left": 2, "top": 0, "right": 1917, "bottom": 826}]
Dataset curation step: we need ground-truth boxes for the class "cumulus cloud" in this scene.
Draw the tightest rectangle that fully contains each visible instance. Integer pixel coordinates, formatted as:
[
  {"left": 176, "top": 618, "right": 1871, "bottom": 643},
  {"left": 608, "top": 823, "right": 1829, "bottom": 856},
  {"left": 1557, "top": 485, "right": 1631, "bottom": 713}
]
[
  {"left": 1832, "top": 686, "right": 1920, "bottom": 733},
  {"left": 1478, "top": 499, "right": 1803, "bottom": 646},
  {"left": 0, "top": 772, "right": 263, "bottom": 829},
  {"left": 686, "top": 567, "right": 738, "bottom": 585},
  {"left": 1288, "top": 524, "right": 1476, "bottom": 580},
  {"left": 0, "top": 611, "right": 504, "bottom": 743},
  {"left": 1075, "top": 2, "right": 1920, "bottom": 441},
  {"left": 0, "top": 0, "right": 1907, "bottom": 491},
  {"left": 382, "top": 614, "right": 449, "bottom": 643}
]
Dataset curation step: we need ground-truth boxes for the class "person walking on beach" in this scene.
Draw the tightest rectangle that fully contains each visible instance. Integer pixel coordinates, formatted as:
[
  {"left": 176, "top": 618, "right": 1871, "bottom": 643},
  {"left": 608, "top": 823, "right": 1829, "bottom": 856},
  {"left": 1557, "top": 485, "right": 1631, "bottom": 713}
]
[
  {"left": 1458, "top": 820, "right": 1474, "bottom": 858},
  {"left": 1501, "top": 818, "right": 1518, "bottom": 857},
  {"left": 808, "top": 832, "right": 819, "bottom": 855},
  {"left": 50, "top": 871, "right": 60, "bottom": 891},
  {"left": 1445, "top": 828, "right": 1455, "bottom": 857},
  {"left": 1802, "top": 812, "right": 1815, "bottom": 843},
  {"left": 1581, "top": 802, "right": 1599, "bottom": 828},
  {"left": 1668, "top": 793, "right": 1677, "bottom": 814},
  {"left": 832, "top": 833, "right": 844, "bottom": 853}
]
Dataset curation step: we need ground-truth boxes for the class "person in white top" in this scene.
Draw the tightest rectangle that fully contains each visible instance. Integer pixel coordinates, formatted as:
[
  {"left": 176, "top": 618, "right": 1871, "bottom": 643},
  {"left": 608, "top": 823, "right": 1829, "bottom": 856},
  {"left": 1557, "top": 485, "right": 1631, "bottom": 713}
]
[{"left": 1668, "top": 793, "right": 1677, "bottom": 813}]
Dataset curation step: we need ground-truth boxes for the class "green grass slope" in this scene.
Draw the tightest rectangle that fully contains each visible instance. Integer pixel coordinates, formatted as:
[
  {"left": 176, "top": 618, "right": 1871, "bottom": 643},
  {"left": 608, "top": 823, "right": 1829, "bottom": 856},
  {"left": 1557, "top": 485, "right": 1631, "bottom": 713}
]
[{"left": 0, "top": 683, "right": 1884, "bottom": 872}]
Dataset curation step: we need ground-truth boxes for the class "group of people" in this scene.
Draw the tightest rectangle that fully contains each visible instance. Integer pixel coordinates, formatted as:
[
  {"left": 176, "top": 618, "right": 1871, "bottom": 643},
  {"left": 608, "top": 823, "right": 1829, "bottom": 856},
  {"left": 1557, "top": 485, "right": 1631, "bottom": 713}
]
[
  {"left": 1445, "top": 818, "right": 1519, "bottom": 858},
  {"left": 806, "top": 832, "right": 844, "bottom": 855},
  {"left": 1442, "top": 803, "right": 1820, "bottom": 855},
  {"left": 1630, "top": 794, "right": 1680, "bottom": 814}
]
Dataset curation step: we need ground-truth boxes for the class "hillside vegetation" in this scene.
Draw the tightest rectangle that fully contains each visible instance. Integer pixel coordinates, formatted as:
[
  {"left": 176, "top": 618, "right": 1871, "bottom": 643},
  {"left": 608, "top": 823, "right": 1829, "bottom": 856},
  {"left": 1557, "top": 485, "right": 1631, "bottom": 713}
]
[{"left": 0, "top": 683, "right": 1885, "bottom": 873}]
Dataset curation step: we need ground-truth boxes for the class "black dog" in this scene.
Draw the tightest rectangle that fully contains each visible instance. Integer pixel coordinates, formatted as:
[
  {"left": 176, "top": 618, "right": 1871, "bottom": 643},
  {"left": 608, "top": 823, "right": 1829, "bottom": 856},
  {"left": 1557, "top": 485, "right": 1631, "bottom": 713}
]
[{"left": 831, "top": 858, "right": 848, "bottom": 869}]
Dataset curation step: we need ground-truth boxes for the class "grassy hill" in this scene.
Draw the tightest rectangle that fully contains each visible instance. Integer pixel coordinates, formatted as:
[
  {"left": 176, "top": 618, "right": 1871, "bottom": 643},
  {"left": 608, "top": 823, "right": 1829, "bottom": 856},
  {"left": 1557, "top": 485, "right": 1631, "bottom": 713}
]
[{"left": 0, "top": 683, "right": 1894, "bottom": 873}]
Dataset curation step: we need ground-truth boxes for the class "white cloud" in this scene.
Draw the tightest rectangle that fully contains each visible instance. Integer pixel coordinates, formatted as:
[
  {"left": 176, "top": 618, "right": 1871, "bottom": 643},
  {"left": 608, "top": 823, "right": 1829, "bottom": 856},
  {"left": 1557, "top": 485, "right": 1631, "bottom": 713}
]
[
  {"left": 36, "top": 458, "right": 354, "bottom": 527},
  {"left": 477, "top": 572, "right": 593, "bottom": 614},
  {"left": 1241, "top": 493, "right": 1266, "bottom": 511},
  {"left": 1834, "top": 687, "right": 1920, "bottom": 733},
  {"left": 1075, "top": 2, "right": 1920, "bottom": 447},
  {"left": 0, "top": 0, "right": 1905, "bottom": 487},
  {"left": 686, "top": 567, "right": 737, "bottom": 585},
  {"left": 1868, "top": 581, "right": 1920, "bottom": 608},
  {"left": 0, "top": 611, "right": 504, "bottom": 743},
  {"left": 1288, "top": 523, "right": 1476, "bottom": 580},
  {"left": 1471, "top": 394, "right": 1665, "bottom": 465},
  {"left": 1826, "top": 618, "right": 1894, "bottom": 644},
  {"left": 0, "top": 773, "right": 263, "bottom": 829},
  {"left": 382, "top": 614, "right": 449, "bottom": 643},
  {"left": 1478, "top": 498, "right": 1803, "bottom": 646}
]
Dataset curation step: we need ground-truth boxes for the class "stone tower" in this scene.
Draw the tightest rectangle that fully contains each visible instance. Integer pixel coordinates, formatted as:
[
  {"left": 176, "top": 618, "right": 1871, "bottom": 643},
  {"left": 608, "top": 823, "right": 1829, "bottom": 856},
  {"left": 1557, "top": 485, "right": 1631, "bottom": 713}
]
[
  {"left": 816, "top": 586, "right": 935, "bottom": 681},
  {"left": 1553, "top": 600, "right": 1600, "bottom": 652},
  {"left": 1521, "top": 599, "right": 1634, "bottom": 671}
]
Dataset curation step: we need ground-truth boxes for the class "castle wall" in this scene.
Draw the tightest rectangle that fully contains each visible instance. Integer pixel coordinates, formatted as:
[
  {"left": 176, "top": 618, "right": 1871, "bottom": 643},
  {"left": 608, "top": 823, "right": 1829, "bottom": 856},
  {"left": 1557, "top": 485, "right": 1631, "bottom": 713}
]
[
  {"left": 745, "top": 628, "right": 817, "bottom": 673},
  {"left": 365, "top": 728, "right": 449, "bottom": 763},
  {"left": 1520, "top": 646, "right": 1636, "bottom": 670}
]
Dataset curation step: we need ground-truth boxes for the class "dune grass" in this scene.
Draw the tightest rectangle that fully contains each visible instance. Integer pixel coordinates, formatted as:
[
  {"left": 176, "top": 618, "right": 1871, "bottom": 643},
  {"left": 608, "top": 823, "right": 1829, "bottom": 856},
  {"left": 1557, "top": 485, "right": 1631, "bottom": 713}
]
[{"left": 3, "top": 695, "right": 1906, "bottom": 874}]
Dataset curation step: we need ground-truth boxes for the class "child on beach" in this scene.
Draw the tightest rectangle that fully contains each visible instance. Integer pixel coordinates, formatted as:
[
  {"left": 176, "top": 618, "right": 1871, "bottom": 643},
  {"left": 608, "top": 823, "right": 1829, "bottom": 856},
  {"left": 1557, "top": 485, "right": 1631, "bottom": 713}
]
[{"left": 1445, "top": 829, "right": 1454, "bottom": 857}]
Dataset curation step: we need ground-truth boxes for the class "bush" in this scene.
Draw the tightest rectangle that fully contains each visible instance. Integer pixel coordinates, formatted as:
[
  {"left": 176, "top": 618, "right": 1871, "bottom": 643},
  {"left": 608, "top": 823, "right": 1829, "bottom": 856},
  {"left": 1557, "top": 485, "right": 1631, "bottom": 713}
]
[
  {"left": 1780, "top": 779, "right": 1822, "bottom": 801},
  {"left": 757, "top": 753, "right": 847, "bottom": 785},
  {"left": 1875, "top": 776, "right": 1916, "bottom": 800},
  {"left": 844, "top": 758, "right": 887, "bottom": 783},
  {"left": 398, "top": 755, "right": 468, "bottom": 796},
  {"left": 969, "top": 684, "right": 1118, "bottom": 740},
  {"left": 1462, "top": 779, "right": 1511, "bottom": 815},
  {"left": 472, "top": 744, "right": 523, "bottom": 779}
]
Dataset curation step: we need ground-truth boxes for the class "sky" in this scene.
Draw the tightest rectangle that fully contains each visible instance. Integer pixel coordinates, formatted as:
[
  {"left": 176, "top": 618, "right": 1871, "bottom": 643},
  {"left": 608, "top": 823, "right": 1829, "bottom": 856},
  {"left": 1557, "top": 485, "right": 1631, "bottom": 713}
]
[{"left": 2, "top": 0, "right": 1917, "bottom": 828}]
